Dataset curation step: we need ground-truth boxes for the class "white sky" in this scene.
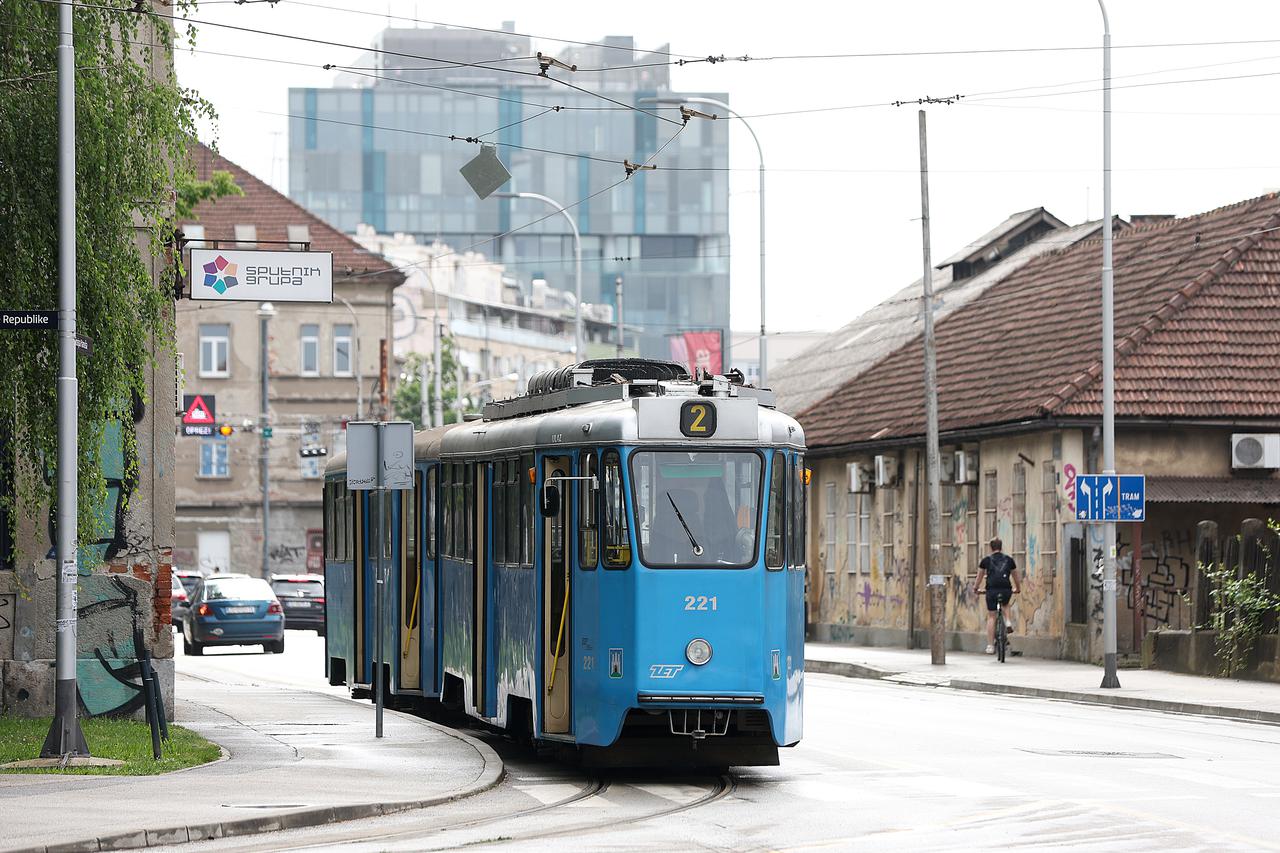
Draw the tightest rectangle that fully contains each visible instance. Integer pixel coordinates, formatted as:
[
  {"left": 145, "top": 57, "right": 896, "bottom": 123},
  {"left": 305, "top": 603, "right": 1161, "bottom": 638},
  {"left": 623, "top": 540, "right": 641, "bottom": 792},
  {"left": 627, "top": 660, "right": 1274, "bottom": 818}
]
[{"left": 175, "top": 0, "right": 1280, "bottom": 336}]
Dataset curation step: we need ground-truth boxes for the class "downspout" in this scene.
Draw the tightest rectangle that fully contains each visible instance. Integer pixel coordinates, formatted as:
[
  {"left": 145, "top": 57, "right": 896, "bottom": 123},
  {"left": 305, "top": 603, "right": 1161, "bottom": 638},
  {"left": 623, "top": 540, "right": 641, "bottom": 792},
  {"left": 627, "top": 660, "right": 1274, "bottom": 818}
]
[{"left": 907, "top": 449, "right": 922, "bottom": 649}]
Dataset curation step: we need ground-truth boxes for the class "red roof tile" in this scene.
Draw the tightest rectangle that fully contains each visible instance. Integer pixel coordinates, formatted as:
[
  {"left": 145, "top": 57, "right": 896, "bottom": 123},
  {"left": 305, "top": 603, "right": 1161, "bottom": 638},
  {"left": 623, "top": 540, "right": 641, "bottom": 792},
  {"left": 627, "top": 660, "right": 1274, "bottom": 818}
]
[
  {"left": 801, "top": 193, "right": 1280, "bottom": 450},
  {"left": 182, "top": 142, "right": 402, "bottom": 283}
]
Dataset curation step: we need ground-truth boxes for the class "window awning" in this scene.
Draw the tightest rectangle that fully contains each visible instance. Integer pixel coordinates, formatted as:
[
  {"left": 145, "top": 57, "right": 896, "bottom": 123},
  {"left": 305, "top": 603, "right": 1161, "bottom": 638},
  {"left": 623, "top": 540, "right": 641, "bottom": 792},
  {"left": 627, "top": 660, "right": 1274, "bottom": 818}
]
[{"left": 1146, "top": 477, "right": 1280, "bottom": 504}]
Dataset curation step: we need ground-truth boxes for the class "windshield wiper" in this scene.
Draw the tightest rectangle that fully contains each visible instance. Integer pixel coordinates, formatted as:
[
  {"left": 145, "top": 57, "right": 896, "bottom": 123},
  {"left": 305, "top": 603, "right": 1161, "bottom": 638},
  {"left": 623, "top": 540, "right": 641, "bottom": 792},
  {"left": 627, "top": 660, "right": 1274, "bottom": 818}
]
[{"left": 666, "top": 492, "right": 704, "bottom": 556}]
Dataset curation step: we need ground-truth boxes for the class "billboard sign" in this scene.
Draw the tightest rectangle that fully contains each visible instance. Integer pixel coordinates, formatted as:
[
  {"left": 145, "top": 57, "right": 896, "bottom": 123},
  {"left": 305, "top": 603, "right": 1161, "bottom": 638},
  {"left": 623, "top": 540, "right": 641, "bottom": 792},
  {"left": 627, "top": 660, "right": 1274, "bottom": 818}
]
[
  {"left": 668, "top": 330, "right": 724, "bottom": 377},
  {"left": 190, "top": 248, "right": 333, "bottom": 303}
]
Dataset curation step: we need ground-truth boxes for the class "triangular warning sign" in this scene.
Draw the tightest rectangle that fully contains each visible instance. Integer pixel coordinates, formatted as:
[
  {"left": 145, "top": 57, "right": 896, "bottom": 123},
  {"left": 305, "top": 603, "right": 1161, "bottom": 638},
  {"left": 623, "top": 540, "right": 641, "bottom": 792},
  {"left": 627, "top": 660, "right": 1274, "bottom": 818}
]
[{"left": 182, "top": 395, "right": 215, "bottom": 425}]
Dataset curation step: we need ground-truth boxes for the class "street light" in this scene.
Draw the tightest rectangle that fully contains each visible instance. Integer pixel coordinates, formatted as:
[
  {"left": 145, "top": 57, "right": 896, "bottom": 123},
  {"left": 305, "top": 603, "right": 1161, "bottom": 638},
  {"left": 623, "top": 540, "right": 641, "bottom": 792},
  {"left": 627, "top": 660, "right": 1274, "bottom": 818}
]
[
  {"left": 641, "top": 95, "right": 765, "bottom": 385},
  {"left": 257, "top": 301, "right": 277, "bottom": 579},
  {"left": 335, "top": 296, "right": 363, "bottom": 419},
  {"left": 493, "top": 191, "right": 583, "bottom": 361},
  {"left": 1097, "top": 0, "right": 1121, "bottom": 690}
]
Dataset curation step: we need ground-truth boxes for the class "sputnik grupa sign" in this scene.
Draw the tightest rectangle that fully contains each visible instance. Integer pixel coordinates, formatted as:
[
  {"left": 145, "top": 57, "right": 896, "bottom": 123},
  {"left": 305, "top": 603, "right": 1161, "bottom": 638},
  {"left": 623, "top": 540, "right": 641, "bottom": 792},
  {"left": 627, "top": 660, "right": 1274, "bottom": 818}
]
[{"left": 190, "top": 248, "right": 333, "bottom": 303}]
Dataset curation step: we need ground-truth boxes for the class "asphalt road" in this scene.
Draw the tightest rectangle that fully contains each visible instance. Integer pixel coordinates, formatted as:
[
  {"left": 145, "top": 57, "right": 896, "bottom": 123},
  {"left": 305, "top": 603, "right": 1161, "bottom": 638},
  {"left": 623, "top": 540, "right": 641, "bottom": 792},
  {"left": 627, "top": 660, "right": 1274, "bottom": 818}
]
[{"left": 173, "top": 631, "right": 1280, "bottom": 852}]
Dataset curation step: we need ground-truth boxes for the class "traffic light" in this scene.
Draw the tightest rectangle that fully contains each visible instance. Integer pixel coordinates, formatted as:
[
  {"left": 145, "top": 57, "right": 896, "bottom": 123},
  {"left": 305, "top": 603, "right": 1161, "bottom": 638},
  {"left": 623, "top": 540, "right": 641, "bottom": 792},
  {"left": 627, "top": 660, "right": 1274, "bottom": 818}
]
[
  {"left": 300, "top": 446, "right": 328, "bottom": 458},
  {"left": 218, "top": 424, "right": 234, "bottom": 437}
]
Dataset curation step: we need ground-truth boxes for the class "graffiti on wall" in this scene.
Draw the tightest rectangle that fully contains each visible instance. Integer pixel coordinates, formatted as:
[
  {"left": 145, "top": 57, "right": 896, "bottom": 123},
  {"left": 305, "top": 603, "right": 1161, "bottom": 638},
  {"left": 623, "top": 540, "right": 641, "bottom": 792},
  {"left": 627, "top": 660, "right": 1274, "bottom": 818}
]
[
  {"left": 269, "top": 543, "right": 306, "bottom": 566},
  {"left": 1062, "top": 463, "right": 1077, "bottom": 516},
  {"left": 76, "top": 574, "right": 152, "bottom": 718},
  {"left": 1086, "top": 526, "right": 1197, "bottom": 634}
]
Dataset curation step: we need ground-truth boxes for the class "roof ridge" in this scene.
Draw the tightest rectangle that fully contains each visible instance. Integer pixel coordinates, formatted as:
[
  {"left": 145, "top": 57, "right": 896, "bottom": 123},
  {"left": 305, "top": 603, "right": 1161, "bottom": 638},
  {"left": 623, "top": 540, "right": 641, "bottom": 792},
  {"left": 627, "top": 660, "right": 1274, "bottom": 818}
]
[
  {"left": 1038, "top": 207, "right": 1280, "bottom": 415},
  {"left": 188, "top": 141, "right": 399, "bottom": 278}
]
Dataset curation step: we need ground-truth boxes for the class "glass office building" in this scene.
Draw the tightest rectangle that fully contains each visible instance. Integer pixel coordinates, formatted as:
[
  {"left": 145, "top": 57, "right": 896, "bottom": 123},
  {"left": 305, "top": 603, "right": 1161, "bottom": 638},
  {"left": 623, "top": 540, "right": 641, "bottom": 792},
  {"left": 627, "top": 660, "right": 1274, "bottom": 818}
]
[{"left": 288, "top": 26, "right": 730, "bottom": 359}]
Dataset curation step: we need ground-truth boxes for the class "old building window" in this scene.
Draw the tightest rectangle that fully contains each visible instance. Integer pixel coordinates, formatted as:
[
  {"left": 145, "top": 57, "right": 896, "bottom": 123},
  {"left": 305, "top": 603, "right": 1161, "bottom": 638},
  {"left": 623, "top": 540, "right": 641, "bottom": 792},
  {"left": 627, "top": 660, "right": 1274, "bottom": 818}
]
[
  {"left": 333, "top": 324, "right": 353, "bottom": 376},
  {"left": 881, "top": 486, "right": 895, "bottom": 576},
  {"left": 286, "top": 224, "right": 310, "bottom": 246},
  {"left": 199, "top": 437, "right": 229, "bottom": 478},
  {"left": 1041, "top": 461, "right": 1058, "bottom": 567},
  {"left": 199, "top": 324, "right": 230, "bottom": 378},
  {"left": 851, "top": 493, "right": 871, "bottom": 574},
  {"left": 1012, "top": 462, "right": 1027, "bottom": 564},
  {"left": 183, "top": 223, "right": 206, "bottom": 247},
  {"left": 939, "top": 482, "right": 955, "bottom": 562},
  {"left": 983, "top": 469, "right": 998, "bottom": 541},
  {"left": 964, "top": 484, "right": 979, "bottom": 577},
  {"left": 300, "top": 324, "right": 320, "bottom": 376},
  {"left": 233, "top": 223, "right": 257, "bottom": 248},
  {"left": 823, "top": 482, "right": 836, "bottom": 573}
]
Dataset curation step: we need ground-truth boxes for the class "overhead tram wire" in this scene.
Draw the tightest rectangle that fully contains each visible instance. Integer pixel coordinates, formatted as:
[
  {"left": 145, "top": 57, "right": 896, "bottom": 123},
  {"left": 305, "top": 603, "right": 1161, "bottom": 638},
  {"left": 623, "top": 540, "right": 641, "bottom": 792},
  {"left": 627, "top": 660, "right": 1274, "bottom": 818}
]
[{"left": 43, "top": 0, "right": 682, "bottom": 127}]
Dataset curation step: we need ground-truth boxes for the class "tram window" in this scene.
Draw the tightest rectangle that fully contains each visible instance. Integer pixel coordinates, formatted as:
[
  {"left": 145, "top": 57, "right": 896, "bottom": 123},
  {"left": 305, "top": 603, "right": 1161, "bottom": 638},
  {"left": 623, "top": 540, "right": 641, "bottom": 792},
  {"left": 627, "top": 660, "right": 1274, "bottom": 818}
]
[
  {"left": 452, "top": 462, "right": 463, "bottom": 559},
  {"left": 521, "top": 452, "right": 535, "bottom": 566},
  {"left": 426, "top": 466, "right": 437, "bottom": 560},
  {"left": 443, "top": 464, "right": 454, "bottom": 559},
  {"left": 502, "top": 460, "right": 516, "bottom": 565},
  {"left": 493, "top": 462, "right": 507, "bottom": 564},
  {"left": 790, "top": 455, "right": 808, "bottom": 568},
  {"left": 766, "top": 455, "right": 786, "bottom": 569},
  {"left": 336, "top": 484, "right": 347, "bottom": 562},
  {"left": 323, "top": 483, "right": 333, "bottom": 560},
  {"left": 405, "top": 474, "right": 419, "bottom": 625},
  {"left": 465, "top": 462, "right": 475, "bottom": 561},
  {"left": 602, "top": 450, "right": 631, "bottom": 569},
  {"left": 579, "top": 452, "right": 598, "bottom": 569}
]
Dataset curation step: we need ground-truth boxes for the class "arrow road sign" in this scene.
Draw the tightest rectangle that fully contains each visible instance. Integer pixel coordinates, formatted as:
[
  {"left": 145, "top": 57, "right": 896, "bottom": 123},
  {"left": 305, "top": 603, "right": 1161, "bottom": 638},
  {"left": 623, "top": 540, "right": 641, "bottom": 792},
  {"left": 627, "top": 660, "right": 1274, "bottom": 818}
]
[{"left": 1075, "top": 474, "right": 1145, "bottom": 522}]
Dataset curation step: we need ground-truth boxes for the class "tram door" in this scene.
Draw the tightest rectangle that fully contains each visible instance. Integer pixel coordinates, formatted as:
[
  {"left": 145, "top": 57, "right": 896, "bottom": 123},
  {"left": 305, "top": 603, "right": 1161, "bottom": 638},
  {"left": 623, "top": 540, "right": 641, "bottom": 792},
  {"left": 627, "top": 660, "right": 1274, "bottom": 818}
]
[
  {"left": 354, "top": 493, "right": 367, "bottom": 685},
  {"left": 542, "top": 456, "right": 572, "bottom": 735},
  {"left": 399, "top": 475, "right": 422, "bottom": 691},
  {"left": 472, "top": 463, "right": 488, "bottom": 715}
]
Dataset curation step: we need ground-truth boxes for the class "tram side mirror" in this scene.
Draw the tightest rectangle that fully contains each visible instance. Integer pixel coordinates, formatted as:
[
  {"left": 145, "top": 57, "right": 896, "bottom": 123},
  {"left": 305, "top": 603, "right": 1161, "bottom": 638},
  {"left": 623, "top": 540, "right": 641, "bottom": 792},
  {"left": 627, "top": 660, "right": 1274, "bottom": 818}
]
[{"left": 540, "top": 484, "right": 562, "bottom": 518}]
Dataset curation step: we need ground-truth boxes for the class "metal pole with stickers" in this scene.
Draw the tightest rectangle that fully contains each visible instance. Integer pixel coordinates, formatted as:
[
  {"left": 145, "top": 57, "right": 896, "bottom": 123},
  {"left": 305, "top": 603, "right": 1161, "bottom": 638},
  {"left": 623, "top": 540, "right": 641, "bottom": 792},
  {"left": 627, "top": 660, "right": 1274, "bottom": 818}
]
[{"left": 345, "top": 421, "right": 415, "bottom": 737}]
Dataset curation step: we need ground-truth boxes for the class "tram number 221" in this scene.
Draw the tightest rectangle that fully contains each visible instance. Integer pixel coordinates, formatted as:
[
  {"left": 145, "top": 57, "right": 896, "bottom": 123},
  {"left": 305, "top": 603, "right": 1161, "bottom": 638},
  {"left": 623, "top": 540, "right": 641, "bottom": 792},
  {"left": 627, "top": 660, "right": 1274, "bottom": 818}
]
[{"left": 683, "top": 595, "right": 718, "bottom": 611}]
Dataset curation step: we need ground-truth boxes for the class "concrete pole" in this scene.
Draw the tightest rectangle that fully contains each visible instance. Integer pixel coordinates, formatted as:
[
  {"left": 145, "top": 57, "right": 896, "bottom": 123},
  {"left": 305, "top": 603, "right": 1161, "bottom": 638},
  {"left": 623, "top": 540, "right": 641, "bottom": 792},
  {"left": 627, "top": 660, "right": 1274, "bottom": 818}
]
[
  {"left": 918, "top": 110, "right": 946, "bottom": 666},
  {"left": 42, "top": 0, "right": 89, "bottom": 759},
  {"left": 427, "top": 259, "right": 443, "bottom": 429},
  {"left": 1098, "top": 0, "right": 1121, "bottom": 689},
  {"left": 259, "top": 308, "right": 272, "bottom": 579},
  {"left": 615, "top": 276, "right": 624, "bottom": 357},
  {"left": 419, "top": 355, "right": 429, "bottom": 429}
]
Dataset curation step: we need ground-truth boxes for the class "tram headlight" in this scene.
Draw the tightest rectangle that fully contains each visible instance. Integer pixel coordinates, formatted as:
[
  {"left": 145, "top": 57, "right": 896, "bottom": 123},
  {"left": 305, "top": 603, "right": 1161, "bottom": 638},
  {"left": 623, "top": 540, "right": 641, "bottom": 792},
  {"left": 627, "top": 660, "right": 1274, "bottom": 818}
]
[{"left": 685, "top": 638, "right": 713, "bottom": 666}]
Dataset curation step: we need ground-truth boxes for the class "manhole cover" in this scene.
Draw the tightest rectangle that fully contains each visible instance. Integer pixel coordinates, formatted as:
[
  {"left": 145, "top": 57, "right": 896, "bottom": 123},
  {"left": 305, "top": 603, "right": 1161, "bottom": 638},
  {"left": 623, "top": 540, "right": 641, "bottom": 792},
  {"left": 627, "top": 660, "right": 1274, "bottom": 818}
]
[{"left": 1019, "top": 748, "right": 1180, "bottom": 759}]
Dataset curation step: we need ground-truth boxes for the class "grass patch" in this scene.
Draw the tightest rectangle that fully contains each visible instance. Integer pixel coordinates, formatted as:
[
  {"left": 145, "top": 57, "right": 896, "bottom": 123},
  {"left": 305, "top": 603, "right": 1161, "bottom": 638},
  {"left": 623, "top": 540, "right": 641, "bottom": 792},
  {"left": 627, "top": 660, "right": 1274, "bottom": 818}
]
[{"left": 0, "top": 715, "right": 222, "bottom": 775}]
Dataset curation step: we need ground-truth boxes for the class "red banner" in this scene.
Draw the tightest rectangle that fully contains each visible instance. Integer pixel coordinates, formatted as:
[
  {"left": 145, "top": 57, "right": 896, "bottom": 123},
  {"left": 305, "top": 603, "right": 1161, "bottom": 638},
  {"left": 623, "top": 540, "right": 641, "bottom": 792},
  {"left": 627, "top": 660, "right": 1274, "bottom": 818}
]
[{"left": 669, "top": 331, "right": 722, "bottom": 377}]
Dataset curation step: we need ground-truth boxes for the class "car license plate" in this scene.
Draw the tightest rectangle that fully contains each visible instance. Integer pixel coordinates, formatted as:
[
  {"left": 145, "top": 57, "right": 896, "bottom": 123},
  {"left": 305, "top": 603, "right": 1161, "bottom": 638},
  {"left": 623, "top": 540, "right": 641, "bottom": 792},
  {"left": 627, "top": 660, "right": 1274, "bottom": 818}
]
[
  {"left": 224, "top": 606, "right": 254, "bottom": 614},
  {"left": 287, "top": 600, "right": 311, "bottom": 608}
]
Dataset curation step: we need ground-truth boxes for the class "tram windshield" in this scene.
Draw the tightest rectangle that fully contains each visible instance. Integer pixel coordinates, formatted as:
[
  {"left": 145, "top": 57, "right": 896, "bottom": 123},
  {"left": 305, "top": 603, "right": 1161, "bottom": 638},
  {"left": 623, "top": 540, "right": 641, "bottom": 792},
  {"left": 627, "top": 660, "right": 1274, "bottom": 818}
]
[{"left": 630, "top": 451, "right": 762, "bottom": 568}]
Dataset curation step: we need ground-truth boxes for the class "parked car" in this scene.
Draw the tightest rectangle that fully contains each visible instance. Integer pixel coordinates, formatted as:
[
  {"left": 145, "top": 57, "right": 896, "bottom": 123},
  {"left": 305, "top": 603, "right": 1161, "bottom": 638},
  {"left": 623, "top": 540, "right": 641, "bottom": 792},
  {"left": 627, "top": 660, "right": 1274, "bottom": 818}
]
[
  {"left": 170, "top": 572, "right": 190, "bottom": 631},
  {"left": 183, "top": 574, "right": 285, "bottom": 656},
  {"left": 175, "top": 569, "right": 206, "bottom": 597},
  {"left": 270, "top": 574, "right": 326, "bottom": 636}
]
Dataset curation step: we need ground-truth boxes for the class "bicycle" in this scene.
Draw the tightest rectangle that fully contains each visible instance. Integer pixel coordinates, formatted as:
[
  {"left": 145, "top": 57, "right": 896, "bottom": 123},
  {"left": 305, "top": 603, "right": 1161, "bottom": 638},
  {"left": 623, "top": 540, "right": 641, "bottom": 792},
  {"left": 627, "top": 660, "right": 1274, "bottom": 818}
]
[{"left": 977, "top": 587, "right": 1015, "bottom": 663}]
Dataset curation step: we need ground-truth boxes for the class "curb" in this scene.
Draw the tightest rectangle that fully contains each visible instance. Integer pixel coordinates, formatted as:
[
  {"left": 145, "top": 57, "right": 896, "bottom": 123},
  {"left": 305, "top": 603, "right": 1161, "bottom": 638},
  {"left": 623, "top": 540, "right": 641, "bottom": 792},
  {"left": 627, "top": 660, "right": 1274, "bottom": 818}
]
[
  {"left": 805, "top": 658, "right": 1280, "bottom": 727},
  {"left": 9, "top": 695, "right": 504, "bottom": 853}
]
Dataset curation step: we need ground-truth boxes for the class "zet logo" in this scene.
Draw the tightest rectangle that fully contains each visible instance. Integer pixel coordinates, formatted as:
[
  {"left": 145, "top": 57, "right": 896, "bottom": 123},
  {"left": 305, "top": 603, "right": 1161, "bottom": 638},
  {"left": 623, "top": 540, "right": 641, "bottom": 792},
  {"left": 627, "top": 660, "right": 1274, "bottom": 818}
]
[{"left": 201, "top": 255, "right": 239, "bottom": 295}]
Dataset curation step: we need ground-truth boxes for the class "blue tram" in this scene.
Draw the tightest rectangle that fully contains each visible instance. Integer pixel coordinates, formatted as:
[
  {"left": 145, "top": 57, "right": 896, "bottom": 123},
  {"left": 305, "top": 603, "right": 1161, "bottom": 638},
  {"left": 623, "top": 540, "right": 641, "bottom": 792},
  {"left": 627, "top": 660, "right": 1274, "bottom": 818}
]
[{"left": 322, "top": 359, "right": 807, "bottom": 767}]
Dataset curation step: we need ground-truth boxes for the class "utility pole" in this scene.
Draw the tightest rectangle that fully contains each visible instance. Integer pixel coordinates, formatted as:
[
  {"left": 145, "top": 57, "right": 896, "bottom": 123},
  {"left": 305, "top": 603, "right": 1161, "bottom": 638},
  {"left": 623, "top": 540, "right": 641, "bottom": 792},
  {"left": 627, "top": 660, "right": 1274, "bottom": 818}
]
[
  {"left": 42, "top": 0, "right": 88, "bottom": 759},
  {"left": 918, "top": 110, "right": 946, "bottom": 666},
  {"left": 419, "top": 354, "right": 429, "bottom": 429},
  {"left": 1097, "top": 0, "right": 1121, "bottom": 689},
  {"left": 258, "top": 302, "right": 276, "bottom": 579},
  {"left": 614, "top": 275, "right": 624, "bottom": 357}
]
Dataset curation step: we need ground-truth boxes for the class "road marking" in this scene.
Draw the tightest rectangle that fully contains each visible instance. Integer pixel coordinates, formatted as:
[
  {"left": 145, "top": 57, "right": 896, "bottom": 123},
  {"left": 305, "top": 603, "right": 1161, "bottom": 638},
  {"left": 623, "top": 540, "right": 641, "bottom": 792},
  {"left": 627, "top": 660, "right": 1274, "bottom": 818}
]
[
  {"left": 1135, "top": 766, "right": 1256, "bottom": 789},
  {"left": 512, "top": 783, "right": 588, "bottom": 805}
]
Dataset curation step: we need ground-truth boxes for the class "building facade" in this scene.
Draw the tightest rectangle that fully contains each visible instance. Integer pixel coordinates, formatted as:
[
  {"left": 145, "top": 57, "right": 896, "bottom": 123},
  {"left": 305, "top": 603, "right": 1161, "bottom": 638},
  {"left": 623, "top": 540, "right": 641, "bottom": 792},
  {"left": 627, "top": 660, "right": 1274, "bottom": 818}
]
[
  {"left": 288, "top": 25, "right": 730, "bottom": 361},
  {"left": 786, "top": 194, "right": 1280, "bottom": 666},
  {"left": 175, "top": 144, "right": 402, "bottom": 578}
]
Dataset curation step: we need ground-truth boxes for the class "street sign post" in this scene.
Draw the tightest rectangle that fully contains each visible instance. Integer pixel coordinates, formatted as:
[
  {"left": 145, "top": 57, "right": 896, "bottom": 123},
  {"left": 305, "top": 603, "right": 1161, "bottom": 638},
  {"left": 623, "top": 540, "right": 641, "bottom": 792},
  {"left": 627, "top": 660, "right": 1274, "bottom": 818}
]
[
  {"left": 345, "top": 421, "right": 415, "bottom": 738},
  {"left": 1075, "top": 474, "right": 1145, "bottom": 522}
]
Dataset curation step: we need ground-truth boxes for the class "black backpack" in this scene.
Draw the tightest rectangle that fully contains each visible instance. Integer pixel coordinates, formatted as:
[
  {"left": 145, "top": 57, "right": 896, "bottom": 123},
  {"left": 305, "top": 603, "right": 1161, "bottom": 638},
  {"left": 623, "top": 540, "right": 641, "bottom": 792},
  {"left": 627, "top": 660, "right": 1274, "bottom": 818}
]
[{"left": 987, "top": 553, "right": 1014, "bottom": 586}]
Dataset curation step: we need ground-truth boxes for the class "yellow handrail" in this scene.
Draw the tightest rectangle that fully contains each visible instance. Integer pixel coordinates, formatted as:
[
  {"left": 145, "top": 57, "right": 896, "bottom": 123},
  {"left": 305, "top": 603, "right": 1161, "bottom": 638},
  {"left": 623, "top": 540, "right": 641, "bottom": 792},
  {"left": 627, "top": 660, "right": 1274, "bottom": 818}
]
[
  {"left": 402, "top": 569, "right": 421, "bottom": 659},
  {"left": 547, "top": 569, "right": 571, "bottom": 694}
]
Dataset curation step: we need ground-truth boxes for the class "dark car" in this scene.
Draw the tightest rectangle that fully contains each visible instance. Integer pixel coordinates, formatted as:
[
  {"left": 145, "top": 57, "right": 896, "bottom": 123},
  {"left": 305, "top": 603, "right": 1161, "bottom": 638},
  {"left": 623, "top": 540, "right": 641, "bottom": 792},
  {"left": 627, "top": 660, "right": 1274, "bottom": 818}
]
[
  {"left": 270, "top": 574, "right": 326, "bottom": 635},
  {"left": 175, "top": 569, "right": 206, "bottom": 598},
  {"left": 183, "top": 574, "right": 285, "bottom": 655},
  {"left": 170, "top": 572, "right": 191, "bottom": 631}
]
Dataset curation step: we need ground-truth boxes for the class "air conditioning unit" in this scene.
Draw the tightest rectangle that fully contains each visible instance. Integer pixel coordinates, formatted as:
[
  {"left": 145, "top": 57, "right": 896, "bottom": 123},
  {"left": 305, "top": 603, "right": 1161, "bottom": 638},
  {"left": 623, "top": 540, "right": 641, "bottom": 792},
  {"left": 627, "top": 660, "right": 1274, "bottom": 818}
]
[
  {"left": 847, "top": 462, "right": 872, "bottom": 493},
  {"left": 874, "top": 455, "right": 898, "bottom": 488},
  {"left": 955, "top": 450, "right": 979, "bottom": 484},
  {"left": 1231, "top": 433, "right": 1280, "bottom": 469},
  {"left": 939, "top": 450, "right": 957, "bottom": 483}
]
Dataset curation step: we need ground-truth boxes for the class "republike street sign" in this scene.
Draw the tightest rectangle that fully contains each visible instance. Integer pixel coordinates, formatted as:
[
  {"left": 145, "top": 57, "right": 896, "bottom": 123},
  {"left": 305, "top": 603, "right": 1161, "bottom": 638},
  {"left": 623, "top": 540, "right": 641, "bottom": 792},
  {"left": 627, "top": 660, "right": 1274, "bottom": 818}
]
[
  {"left": 1, "top": 310, "right": 58, "bottom": 329},
  {"left": 1075, "top": 474, "right": 1145, "bottom": 522}
]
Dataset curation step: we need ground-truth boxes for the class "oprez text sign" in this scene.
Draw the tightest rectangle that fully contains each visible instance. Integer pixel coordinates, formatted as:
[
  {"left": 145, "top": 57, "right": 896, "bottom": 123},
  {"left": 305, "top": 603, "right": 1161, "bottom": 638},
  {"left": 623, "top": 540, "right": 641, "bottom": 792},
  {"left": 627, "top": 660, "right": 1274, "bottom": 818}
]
[{"left": 190, "top": 248, "right": 333, "bottom": 303}]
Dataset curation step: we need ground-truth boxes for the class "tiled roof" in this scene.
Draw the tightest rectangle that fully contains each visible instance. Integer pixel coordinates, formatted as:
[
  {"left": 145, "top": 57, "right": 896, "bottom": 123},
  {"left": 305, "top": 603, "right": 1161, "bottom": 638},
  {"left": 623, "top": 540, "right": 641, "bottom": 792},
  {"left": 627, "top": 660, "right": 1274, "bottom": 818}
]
[
  {"left": 183, "top": 142, "right": 402, "bottom": 282},
  {"left": 770, "top": 217, "right": 1103, "bottom": 417},
  {"left": 801, "top": 193, "right": 1280, "bottom": 450},
  {"left": 1147, "top": 477, "right": 1280, "bottom": 504}
]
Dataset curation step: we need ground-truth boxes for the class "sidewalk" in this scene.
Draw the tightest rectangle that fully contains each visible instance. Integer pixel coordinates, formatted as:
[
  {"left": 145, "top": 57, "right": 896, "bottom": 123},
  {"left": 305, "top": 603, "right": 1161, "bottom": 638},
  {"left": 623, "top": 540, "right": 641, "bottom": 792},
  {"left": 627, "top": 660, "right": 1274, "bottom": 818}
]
[
  {"left": 806, "top": 642, "right": 1280, "bottom": 725},
  {"left": 1, "top": 675, "right": 502, "bottom": 853}
]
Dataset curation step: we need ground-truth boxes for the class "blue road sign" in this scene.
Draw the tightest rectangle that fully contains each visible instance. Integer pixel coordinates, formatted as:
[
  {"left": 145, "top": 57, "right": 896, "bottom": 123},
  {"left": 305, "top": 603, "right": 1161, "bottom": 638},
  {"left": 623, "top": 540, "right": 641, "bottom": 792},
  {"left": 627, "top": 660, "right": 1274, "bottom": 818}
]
[{"left": 1075, "top": 474, "right": 1145, "bottom": 522}]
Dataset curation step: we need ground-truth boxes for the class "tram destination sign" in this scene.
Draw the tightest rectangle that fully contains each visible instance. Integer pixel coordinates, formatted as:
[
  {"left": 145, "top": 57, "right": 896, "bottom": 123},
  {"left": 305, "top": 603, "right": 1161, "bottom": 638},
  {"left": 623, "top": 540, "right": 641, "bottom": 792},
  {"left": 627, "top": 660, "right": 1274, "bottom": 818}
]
[{"left": 190, "top": 248, "right": 333, "bottom": 303}]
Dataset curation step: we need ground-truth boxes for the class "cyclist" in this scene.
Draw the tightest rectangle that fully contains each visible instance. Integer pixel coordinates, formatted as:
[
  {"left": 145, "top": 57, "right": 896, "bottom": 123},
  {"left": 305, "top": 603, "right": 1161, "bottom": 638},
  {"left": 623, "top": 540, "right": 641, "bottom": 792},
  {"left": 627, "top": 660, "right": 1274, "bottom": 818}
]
[{"left": 975, "top": 537, "right": 1019, "bottom": 655}]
